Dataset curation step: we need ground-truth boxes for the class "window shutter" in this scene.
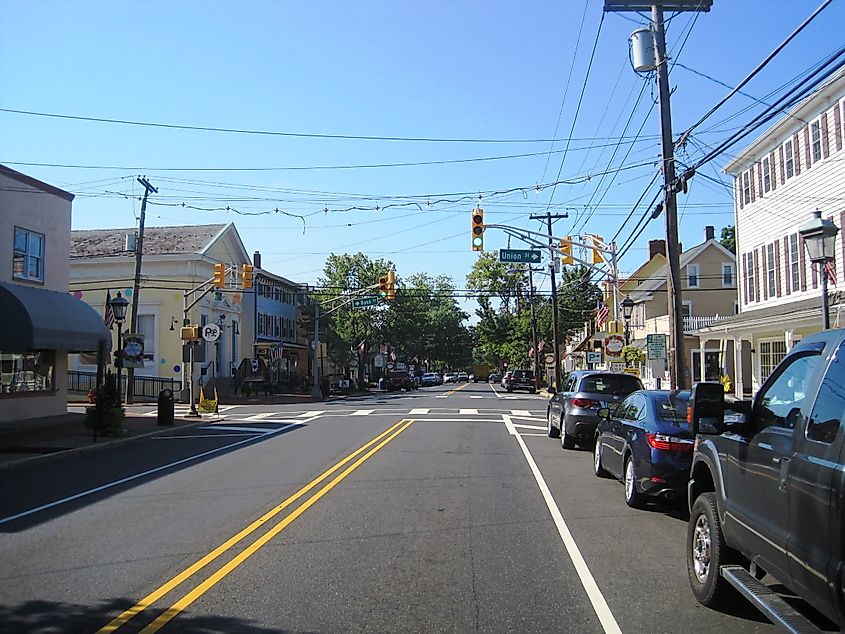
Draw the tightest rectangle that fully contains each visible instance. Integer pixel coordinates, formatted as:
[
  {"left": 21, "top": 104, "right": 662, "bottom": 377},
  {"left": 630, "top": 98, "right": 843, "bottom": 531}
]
[
  {"left": 778, "top": 145, "right": 786, "bottom": 184},
  {"left": 775, "top": 240, "right": 782, "bottom": 297},
  {"left": 742, "top": 253, "right": 748, "bottom": 304},
  {"left": 835, "top": 102, "right": 843, "bottom": 152},
  {"left": 754, "top": 249, "right": 761, "bottom": 301},
  {"left": 799, "top": 236, "right": 807, "bottom": 291},
  {"left": 783, "top": 236, "right": 790, "bottom": 295},
  {"left": 737, "top": 176, "right": 744, "bottom": 210},
  {"left": 770, "top": 151, "right": 777, "bottom": 190},
  {"left": 793, "top": 133, "right": 802, "bottom": 175},
  {"left": 804, "top": 127, "right": 812, "bottom": 167},
  {"left": 750, "top": 166, "right": 756, "bottom": 202},
  {"left": 822, "top": 111, "right": 830, "bottom": 159},
  {"left": 841, "top": 211, "right": 845, "bottom": 267}
]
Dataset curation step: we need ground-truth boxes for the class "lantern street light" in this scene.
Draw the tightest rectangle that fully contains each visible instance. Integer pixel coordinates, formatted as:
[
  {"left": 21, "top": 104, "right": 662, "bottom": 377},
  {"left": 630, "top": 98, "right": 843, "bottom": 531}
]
[
  {"left": 799, "top": 210, "right": 840, "bottom": 330},
  {"left": 621, "top": 295, "right": 635, "bottom": 346},
  {"left": 110, "top": 291, "right": 129, "bottom": 405}
]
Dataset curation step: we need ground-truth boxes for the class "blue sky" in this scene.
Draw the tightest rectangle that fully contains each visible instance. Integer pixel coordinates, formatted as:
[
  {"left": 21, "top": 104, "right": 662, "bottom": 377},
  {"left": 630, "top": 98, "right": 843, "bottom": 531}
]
[{"left": 3, "top": 0, "right": 843, "bottom": 306}]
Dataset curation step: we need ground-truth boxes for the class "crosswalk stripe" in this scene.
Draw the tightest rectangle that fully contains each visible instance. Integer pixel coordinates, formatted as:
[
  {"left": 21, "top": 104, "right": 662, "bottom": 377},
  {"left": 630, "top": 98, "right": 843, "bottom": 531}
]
[
  {"left": 244, "top": 412, "right": 278, "bottom": 421},
  {"left": 299, "top": 411, "right": 324, "bottom": 418},
  {"left": 198, "top": 425, "right": 275, "bottom": 434},
  {"left": 350, "top": 409, "right": 374, "bottom": 416},
  {"left": 470, "top": 396, "right": 483, "bottom": 399},
  {"left": 511, "top": 410, "right": 532, "bottom": 417},
  {"left": 409, "top": 408, "right": 430, "bottom": 414},
  {"left": 435, "top": 395, "right": 449, "bottom": 399},
  {"left": 459, "top": 408, "right": 479, "bottom": 415}
]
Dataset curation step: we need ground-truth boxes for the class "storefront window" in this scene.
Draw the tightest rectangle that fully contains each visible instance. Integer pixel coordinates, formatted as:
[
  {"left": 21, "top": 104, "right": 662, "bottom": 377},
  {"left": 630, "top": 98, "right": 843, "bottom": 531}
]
[
  {"left": 760, "top": 340, "right": 788, "bottom": 383},
  {"left": 0, "top": 351, "right": 55, "bottom": 394}
]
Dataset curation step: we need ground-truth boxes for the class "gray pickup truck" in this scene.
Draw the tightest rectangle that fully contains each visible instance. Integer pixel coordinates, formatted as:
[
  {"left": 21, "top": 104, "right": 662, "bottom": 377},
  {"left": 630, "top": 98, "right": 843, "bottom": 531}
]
[{"left": 686, "top": 328, "right": 845, "bottom": 631}]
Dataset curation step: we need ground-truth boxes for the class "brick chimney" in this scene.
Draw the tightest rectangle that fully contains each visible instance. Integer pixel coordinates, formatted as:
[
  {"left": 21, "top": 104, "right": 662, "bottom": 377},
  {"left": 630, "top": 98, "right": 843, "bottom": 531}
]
[
  {"left": 253, "top": 250, "right": 262, "bottom": 270},
  {"left": 648, "top": 239, "right": 666, "bottom": 259},
  {"left": 705, "top": 225, "right": 715, "bottom": 241}
]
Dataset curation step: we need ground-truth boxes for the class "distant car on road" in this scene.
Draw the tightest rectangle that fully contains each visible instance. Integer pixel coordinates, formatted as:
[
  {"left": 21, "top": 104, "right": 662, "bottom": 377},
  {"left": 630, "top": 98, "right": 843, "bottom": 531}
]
[
  {"left": 593, "top": 390, "right": 694, "bottom": 508},
  {"left": 547, "top": 370, "right": 644, "bottom": 449},
  {"left": 457, "top": 371, "right": 469, "bottom": 382},
  {"left": 443, "top": 372, "right": 458, "bottom": 384},
  {"left": 421, "top": 372, "right": 439, "bottom": 387},
  {"left": 488, "top": 372, "right": 501, "bottom": 384},
  {"left": 504, "top": 369, "right": 536, "bottom": 393}
]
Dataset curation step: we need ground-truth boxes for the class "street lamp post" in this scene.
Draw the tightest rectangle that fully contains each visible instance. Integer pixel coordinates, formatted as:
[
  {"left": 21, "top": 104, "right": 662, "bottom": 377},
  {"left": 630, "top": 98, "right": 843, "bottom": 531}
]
[
  {"left": 799, "top": 210, "right": 840, "bottom": 330},
  {"left": 110, "top": 291, "right": 129, "bottom": 406},
  {"left": 621, "top": 295, "right": 635, "bottom": 346}
]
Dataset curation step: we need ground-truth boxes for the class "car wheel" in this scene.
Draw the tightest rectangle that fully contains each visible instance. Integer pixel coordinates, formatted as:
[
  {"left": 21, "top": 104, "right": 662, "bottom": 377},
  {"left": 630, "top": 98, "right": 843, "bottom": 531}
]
[
  {"left": 624, "top": 455, "right": 645, "bottom": 508},
  {"left": 687, "top": 492, "right": 738, "bottom": 607},
  {"left": 547, "top": 409, "right": 560, "bottom": 438},
  {"left": 561, "top": 419, "right": 576, "bottom": 449},
  {"left": 593, "top": 437, "right": 610, "bottom": 478}
]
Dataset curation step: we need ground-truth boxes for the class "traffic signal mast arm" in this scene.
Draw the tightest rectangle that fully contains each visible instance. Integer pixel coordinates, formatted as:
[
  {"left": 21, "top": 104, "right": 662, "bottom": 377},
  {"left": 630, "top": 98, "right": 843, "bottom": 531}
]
[{"left": 322, "top": 274, "right": 396, "bottom": 316}]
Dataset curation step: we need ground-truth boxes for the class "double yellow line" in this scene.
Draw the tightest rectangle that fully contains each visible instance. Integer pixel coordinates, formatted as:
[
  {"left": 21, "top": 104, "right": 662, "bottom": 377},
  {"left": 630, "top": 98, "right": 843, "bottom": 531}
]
[
  {"left": 98, "top": 418, "right": 415, "bottom": 633},
  {"left": 445, "top": 382, "right": 470, "bottom": 396}
]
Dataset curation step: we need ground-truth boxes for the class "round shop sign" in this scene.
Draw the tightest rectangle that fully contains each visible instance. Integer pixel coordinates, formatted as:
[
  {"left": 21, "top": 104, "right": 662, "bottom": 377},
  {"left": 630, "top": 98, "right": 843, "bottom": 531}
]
[
  {"left": 349, "top": 359, "right": 359, "bottom": 369},
  {"left": 544, "top": 353, "right": 555, "bottom": 365},
  {"left": 603, "top": 335, "right": 625, "bottom": 357},
  {"left": 386, "top": 362, "right": 394, "bottom": 370},
  {"left": 202, "top": 323, "right": 221, "bottom": 343}
]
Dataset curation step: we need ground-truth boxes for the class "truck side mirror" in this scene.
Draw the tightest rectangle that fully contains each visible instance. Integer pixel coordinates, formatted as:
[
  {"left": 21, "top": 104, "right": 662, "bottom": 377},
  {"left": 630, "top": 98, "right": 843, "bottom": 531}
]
[
  {"left": 547, "top": 386, "right": 556, "bottom": 395},
  {"left": 688, "top": 382, "right": 725, "bottom": 435}
]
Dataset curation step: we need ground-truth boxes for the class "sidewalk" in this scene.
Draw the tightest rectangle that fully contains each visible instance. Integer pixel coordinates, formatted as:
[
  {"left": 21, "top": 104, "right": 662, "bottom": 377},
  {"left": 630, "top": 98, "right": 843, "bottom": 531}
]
[{"left": 0, "top": 408, "right": 206, "bottom": 471}]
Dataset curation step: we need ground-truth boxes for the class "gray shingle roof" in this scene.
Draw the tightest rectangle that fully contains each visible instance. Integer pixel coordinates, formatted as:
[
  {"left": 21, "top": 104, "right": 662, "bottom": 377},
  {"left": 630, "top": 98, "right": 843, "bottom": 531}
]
[{"left": 71, "top": 224, "right": 227, "bottom": 258}]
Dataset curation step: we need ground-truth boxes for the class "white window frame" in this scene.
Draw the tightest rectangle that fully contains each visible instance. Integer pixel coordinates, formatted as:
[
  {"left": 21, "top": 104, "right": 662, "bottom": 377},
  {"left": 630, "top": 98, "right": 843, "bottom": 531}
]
[
  {"left": 785, "top": 139, "right": 794, "bottom": 178},
  {"left": 13, "top": 226, "right": 45, "bottom": 283},
  {"left": 766, "top": 243, "right": 776, "bottom": 297},
  {"left": 742, "top": 172, "right": 751, "bottom": 203},
  {"left": 682, "top": 300, "right": 693, "bottom": 317},
  {"left": 687, "top": 263, "right": 700, "bottom": 289},
  {"left": 759, "top": 339, "right": 788, "bottom": 382},
  {"left": 790, "top": 233, "right": 800, "bottom": 291},
  {"left": 762, "top": 157, "right": 771, "bottom": 193},
  {"left": 722, "top": 262, "right": 735, "bottom": 287},
  {"left": 746, "top": 252, "right": 756, "bottom": 302},
  {"left": 811, "top": 120, "right": 822, "bottom": 163}
]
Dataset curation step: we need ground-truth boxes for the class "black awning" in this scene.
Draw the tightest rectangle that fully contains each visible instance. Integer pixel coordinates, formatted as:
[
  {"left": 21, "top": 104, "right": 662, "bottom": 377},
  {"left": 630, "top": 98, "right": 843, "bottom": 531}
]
[{"left": 0, "top": 282, "right": 111, "bottom": 352}]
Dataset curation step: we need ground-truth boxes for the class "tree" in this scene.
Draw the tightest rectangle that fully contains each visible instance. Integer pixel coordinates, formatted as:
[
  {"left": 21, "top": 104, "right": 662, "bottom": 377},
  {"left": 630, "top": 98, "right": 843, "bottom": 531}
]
[{"left": 720, "top": 225, "right": 736, "bottom": 253}]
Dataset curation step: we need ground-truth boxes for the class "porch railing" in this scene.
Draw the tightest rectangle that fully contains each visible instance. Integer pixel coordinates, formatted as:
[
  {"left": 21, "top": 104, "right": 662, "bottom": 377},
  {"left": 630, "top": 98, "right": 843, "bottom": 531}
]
[{"left": 683, "top": 314, "right": 732, "bottom": 333}]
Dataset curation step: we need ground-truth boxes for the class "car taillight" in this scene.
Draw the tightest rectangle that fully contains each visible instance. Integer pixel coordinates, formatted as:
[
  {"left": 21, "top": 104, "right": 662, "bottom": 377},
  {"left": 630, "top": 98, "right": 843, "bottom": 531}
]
[
  {"left": 646, "top": 433, "right": 694, "bottom": 451},
  {"left": 571, "top": 398, "right": 599, "bottom": 409}
]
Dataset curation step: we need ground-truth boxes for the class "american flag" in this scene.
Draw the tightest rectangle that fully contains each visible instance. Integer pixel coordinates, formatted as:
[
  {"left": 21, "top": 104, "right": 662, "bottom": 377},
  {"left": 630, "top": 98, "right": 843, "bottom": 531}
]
[
  {"left": 104, "top": 290, "right": 115, "bottom": 329},
  {"left": 824, "top": 259, "right": 837, "bottom": 285},
  {"left": 596, "top": 300, "right": 609, "bottom": 329},
  {"left": 537, "top": 339, "right": 546, "bottom": 353},
  {"left": 358, "top": 340, "right": 366, "bottom": 353},
  {"left": 269, "top": 345, "right": 283, "bottom": 361}
]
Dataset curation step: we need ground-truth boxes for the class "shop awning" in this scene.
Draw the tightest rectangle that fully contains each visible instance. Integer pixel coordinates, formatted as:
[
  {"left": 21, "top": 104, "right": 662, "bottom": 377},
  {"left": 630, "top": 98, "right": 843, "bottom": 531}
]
[{"left": 0, "top": 282, "right": 111, "bottom": 352}]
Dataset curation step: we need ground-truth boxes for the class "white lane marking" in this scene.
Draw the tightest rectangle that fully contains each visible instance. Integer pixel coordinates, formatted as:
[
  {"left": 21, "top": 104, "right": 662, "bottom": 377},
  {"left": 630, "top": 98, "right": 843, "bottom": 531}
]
[
  {"left": 435, "top": 395, "right": 449, "bottom": 399},
  {"left": 157, "top": 433, "right": 256, "bottom": 439},
  {"left": 198, "top": 425, "right": 276, "bottom": 434},
  {"left": 489, "top": 383, "right": 503, "bottom": 399},
  {"left": 503, "top": 414, "right": 621, "bottom": 634},
  {"left": 512, "top": 410, "right": 532, "bottom": 417},
  {"left": 520, "top": 433, "right": 549, "bottom": 437},
  {"left": 416, "top": 418, "right": 506, "bottom": 423},
  {"left": 0, "top": 423, "right": 302, "bottom": 526},
  {"left": 350, "top": 409, "right": 375, "bottom": 416},
  {"left": 470, "top": 396, "right": 484, "bottom": 399},
  {"left": 459, "top": 409, "right": 479, "bottom": 415},
  {"left": 409, "top": 408, "right": 430, "bottom": 415},
  {"left": 513, "top": 423, "right": 546, "bottom": 431},
  {"left": 244, "top": 412, "right": 278, "bottom": 421},
  {"left": 299, "top": 411, "right": 324, "bottom": 417}
]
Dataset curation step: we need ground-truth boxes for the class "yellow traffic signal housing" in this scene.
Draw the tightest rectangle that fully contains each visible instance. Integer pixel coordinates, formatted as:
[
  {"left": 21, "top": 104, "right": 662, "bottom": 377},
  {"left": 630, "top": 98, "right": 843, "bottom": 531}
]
[
  {"left": 241, "top": 263, "right": 254, "bottom": 289},
  {"left": 560, "top": 236, "right": 574, "bottom": 265},
  {"left": 180, "top": 325, "right": 200, "bottom": 341},
  {"left": 387, "top": 271, "right": 396, "bottom": 300},
  {"left": 213, "top": 263, "right": 226, "bottom": 288},
  {"left": 591, "top": 235, "right": 606, "bottom": 265},
  {"left": 378, "top": 275, "right": 389, "bottom": 298},
  {"left": 471, "top": 208, "right": 484, "bottom": 251}
]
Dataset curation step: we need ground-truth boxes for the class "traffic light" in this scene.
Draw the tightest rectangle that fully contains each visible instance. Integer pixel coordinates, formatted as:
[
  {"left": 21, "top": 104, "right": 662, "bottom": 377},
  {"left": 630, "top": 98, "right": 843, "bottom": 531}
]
[
  {"left": 471, "top": 208, "right": 484, "bottom": 251},
  {"left": 378, "top": 274, "right": 389, "bottom": 298},
  {"left": 180, "top": 325, "right": 200, "bottom": 341},
  {"left": 387, "top": 271, "right": 396, "bottom": 301},
  {"left": 213, "top": 263, "right": 226, "bottom": 288},
  {"left": 241, "top": 264, "right": 254, "bottom": 289},
  {"left": 560, "top": 236, "right": 574, "bottom": 265},
  {"left": 591, "top": 235, "right": 605, "bottom": 265}
]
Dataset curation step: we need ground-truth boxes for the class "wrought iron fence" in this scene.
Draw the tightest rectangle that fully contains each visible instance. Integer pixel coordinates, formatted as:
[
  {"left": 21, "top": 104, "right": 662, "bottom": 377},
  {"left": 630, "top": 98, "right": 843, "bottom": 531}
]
[{"left": 67, "top": 370, "right": 179, "bottom": 399}]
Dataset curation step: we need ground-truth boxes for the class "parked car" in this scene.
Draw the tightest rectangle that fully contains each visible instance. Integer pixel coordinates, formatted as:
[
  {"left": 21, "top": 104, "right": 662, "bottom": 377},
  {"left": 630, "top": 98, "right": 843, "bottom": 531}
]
[
  {"left": 443, "top": 372, "right": 458, "bottom": 384},
  {"left": 488, "top": 372, "right": 501, "bottom": 384},
  {"left": 385, "top": 370, "right": 414, "bottom": 392},
  {"left": 547, "top": 370, "right": 644, "bottom": 449},
  {"left": 685, "top": 329, "right": 845, "bottom": 630},
  {"left": 504, "top": 369, "right": 536, "bottom": 393},
  {"left": 421, "top": 372, "right": 439, "bottom": 387},
  {"left": 457, "top": 371, "right": 469, "bottom": 382},
  {"left": 593, "top": 390, "right": 694, "bottom": 508}
]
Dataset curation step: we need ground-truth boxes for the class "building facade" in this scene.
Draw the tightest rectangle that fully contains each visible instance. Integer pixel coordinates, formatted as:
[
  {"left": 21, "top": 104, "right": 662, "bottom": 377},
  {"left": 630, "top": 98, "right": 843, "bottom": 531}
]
[
  {"left": 0, "top": 165, "right": 109, "bottom": 421},
  {"left": 697, "top": 67, "right": 845, "bottom": 396}
]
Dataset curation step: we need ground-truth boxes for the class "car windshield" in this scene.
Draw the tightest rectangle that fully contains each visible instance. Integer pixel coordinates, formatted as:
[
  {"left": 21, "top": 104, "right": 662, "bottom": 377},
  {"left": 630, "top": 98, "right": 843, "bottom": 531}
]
[{"left": 580, "top": 375, "right": 642, "bottom": 395}]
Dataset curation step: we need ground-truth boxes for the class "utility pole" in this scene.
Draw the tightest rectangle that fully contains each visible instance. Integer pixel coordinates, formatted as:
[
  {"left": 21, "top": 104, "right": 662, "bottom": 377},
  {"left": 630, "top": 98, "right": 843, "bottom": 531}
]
[
  {"left": 530, "top": 211, "right": 568, "bottom": 389},
  {"left": 126, "top": 176, "right": 157, "bottom": 404},
  {"left": 311, "top": 298, "right": 322, "bottom": 400},
  {"left": 529, "top": 267, "right": 540, "bottom": 387},
  {"left": 603, "top": 1, "right": 712, "bottom": 388}
]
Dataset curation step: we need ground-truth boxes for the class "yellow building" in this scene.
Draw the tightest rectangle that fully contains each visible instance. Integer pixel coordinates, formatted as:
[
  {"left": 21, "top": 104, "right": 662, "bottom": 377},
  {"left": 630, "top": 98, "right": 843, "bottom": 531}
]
[{"left": 69, "top": 223, "right": 253, "bottom": 398}]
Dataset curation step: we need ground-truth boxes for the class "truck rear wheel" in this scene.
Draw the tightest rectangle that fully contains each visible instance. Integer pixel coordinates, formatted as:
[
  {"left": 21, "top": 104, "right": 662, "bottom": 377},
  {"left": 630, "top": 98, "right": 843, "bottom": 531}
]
[{"left": 687, "top": 492, "right": 737, "bottom": 607}]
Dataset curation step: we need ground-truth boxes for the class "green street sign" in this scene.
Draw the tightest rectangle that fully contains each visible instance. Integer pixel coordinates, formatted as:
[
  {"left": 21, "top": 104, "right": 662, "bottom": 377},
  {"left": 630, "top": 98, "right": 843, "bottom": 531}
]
[
  {"left": 499, "top": 249, "right": 542, "bottom": 264},
  {"left": 352, "top": 296, "right": 379, "bottom": 308}
]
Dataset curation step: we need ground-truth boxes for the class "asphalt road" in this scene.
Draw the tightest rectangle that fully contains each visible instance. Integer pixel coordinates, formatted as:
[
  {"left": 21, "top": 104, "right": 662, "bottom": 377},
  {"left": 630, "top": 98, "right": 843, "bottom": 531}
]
[{"left": 0, "top": 382, "right": 776, "bottom": 632}]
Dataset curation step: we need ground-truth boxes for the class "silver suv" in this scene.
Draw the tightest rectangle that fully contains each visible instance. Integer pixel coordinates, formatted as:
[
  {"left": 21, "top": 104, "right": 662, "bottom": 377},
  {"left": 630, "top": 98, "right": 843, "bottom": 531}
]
[{"left": 547, "top": 371, "right": 644, "bottom": 449}]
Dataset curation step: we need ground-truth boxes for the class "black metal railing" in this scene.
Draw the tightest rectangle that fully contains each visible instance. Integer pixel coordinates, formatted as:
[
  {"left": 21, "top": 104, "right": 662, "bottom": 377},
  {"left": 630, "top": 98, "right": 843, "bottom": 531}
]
[{"left": 68, "top": 370, "right": 180, "bottom": 399}]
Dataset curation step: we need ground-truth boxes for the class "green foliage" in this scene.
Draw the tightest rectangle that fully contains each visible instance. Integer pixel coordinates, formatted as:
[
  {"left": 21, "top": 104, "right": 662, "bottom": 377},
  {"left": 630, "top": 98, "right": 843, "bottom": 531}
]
[
  {"left": 85, "top": 373, "right": 125, "bottom": 437},
  {"left": 720, "top": 226, "right": 736, "bottom": 253},
  {"left": 621, "top": 345, "right": 646, "bottom": 366}
]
